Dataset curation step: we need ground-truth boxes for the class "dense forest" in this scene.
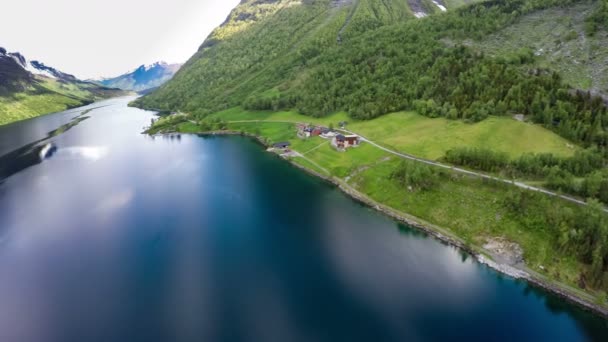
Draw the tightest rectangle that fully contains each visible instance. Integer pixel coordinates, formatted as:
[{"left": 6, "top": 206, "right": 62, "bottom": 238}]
[
  {"left": 136, "top": 0, "right": 607, "bottom": 156},
  {"left": 136, "top": 0, "right": 608, "bottom": 205}
]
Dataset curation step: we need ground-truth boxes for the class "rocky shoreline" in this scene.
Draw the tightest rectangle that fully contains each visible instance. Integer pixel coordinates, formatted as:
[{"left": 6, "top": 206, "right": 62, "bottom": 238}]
[{"left": 157, "top": 129, "right": 608, "bottom": 319}]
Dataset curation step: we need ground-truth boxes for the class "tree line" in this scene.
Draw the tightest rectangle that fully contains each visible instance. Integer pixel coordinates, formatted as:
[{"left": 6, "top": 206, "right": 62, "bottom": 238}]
[
  {"left": 444, "top": 146, "right": 608, "bottom": 204},
  {"left": 390, "top": 158, "right": 608, "bottom": 288},
  {"left": 504, "top": 190, "right": 608, "bottom": 288}
]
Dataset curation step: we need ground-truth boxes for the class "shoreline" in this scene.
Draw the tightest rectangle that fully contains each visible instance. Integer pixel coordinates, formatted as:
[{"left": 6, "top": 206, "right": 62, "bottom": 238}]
[{"left": 156, "top": 129, "right": 608, "bottom": 319}]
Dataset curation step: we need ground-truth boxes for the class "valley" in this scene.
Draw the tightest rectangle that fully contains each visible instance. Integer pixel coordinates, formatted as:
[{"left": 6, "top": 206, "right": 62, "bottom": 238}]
[
  {"left": 0, "top": 48, "right": 128, "bottom": 125},
  {"left": 140, "top": 0, "right": 608, "bottom": 316},
  {"left": 1, "top": 0, "right": 608, "bottom": 337},
  {"left": 0, "top": 98, "right": 606, "bottom": 340}
]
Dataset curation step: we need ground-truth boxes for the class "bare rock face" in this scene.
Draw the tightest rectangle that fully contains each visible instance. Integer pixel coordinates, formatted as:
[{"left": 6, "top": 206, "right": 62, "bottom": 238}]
[{"left": 483, "top": 237, "right": 524, "bottom": 266}]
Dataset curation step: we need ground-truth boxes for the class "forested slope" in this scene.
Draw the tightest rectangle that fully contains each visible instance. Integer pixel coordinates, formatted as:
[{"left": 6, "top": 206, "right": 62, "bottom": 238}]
[
  {"left": 135, "top": 0, "right": 472, "bottom": 114},
  {"left": 140, "top": 0, "right": 608, "bottom": 294},
  {"left": 136, "top": 0, "right": 607, "bottom": 154}
]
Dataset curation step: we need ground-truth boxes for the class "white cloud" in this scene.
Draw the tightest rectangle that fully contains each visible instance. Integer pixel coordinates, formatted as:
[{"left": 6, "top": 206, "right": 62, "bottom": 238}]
[{"left": 0, "top": 0, "right": 240, "bottom": 79}]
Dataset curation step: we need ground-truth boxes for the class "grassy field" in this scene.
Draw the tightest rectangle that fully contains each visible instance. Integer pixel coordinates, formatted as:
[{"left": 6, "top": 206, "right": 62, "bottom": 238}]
[
  {"left": 298, "top": 142, "right": 388, "bottom": 178},
  {"left": 227, "top": 121, "right": 297, "bottom": 143},
  {"left": 346, "top": 112, "right": 578, "bottom": 159},
  {"left": 0, "top": 78, "right": 126, "bottom": 126},
  {"left": 0, "top": 92, "right": 82, "bottom": 126},
  {"left": 210, "top": 107, "right": 578, "bottom": 160},
  {"left": 223, "top": 121, "right": 390, "bottom": 177}
]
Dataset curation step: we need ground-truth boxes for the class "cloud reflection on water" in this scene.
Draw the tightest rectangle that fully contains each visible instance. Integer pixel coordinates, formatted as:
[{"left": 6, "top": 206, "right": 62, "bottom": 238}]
[
  {"left": 317, "top": 193, "right": 488, "bottom": 323},
  {"left": 58, "top": 146, "right": 109, "bottom": 161}
]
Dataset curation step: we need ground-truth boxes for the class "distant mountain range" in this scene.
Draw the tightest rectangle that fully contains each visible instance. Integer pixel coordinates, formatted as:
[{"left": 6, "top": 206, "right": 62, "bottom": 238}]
[
  {"left": 94, "top": 62, "right": 182, "bottom": 92},
  {"left": 0, "top": 47, "right": 127, "bottom": 125},
  {"left": 0, "top": 47, "right": 88, "bottom": 91}
]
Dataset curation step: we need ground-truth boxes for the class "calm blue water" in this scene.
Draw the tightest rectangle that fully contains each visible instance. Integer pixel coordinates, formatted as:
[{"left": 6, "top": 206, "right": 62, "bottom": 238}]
[{"left": 0, "top": 97, "right": 606, "bottom": 341}]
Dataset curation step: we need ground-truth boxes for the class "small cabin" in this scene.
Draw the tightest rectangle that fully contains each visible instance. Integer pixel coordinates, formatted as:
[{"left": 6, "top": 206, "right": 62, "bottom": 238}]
[{"left": 273, "top": 141, "right": 291, "bottom": 149}]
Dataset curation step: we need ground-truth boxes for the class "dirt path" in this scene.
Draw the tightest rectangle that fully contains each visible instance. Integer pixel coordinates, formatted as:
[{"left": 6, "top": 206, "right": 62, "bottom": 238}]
[
  {"left": 225, "top": 119, "right": 606, "bottom": 211},
  {"left": 294, "top": 151, "right": 330, "bottom": 175},
  {"left": 303, "top": 141, "right": 329, "bottom": 155},
  {"left": 337, "top": 127, "right": 607, "bottom": 212}
]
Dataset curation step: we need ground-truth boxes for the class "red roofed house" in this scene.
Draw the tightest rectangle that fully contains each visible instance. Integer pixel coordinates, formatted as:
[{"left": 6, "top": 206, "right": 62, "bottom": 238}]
[{"left": 332, "top": 134, "right": 360, "bottom": 150}]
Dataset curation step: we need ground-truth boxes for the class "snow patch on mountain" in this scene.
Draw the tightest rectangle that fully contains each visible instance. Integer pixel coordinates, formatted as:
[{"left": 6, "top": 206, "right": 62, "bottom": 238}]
[
  {"left": 432, "top": 0, "right": 447, "bottom": 12},
  {"left": 26, "top": 61, "right": 56, "bottom": 79},
  {"left": 94, "top": 61, "right": 182, "bottom": 92},
  {"left": 0, "top": 48, "right": 74, "bottom": 80}
]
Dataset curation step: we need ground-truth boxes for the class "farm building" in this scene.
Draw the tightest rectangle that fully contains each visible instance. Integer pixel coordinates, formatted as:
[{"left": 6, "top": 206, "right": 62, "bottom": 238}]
[
  {"left": 332, "top": 134, "right": 359, "bottom": 149},
  {"left": 297, "top": 124, "right": 325, "bottom": 138},
  {"left": 273, "top": 141, "right": 291, "bottom": 149}
]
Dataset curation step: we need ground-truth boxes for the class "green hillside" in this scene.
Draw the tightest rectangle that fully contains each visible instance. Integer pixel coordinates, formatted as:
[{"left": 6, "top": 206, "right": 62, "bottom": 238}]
[
  {"left": 0, "top": 78, "right": 126, "bottom": 126},
  {"left": 202, "top": 107, "right": 577, "bottom": 159},
  {"left": 141, "top": 0, "right": 608, "bottom": 298},
  {"left": 140, "top": 0, "right": 608, "bottom": 206},
  {"left": 136, "top": 0, "right": 607, "bottom": 152},
  {"left": 135, "top": 0, "right": 475, "bottom": 114}
]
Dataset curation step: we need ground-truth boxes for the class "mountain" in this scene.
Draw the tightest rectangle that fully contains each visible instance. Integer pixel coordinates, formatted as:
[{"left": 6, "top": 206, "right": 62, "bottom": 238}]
[
  {"left": 0, "top": 48, "right": 32, "bottom": 94},
  {"left": 134, "top": 0, "right": 482, "bottom": 116},
  {"left": 0, "top": 47, "right": 128, "bottom": 125},
  {"left": 95, "top": 62, "right": 182, "bottom": 92},
  {"left": 136, "top": 0, "right": 607, "bottom": 150}
]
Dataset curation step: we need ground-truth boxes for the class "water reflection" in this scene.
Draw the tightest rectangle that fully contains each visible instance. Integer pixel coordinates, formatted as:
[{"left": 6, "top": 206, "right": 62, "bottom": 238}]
[
  {"left": 0, "top": 114, "right": 91, "bottom": 180},
  {"left": 58, "top": 146, "right": 108, "bottom": 161},
  {"left": 0, "top": 97, "right": 606, "bottom": 341}
]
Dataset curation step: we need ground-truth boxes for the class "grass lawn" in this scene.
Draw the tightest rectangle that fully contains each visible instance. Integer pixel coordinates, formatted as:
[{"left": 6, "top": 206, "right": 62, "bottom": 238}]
[
  {"left": 347, "top": 112, "right": 577, "bottom": 160},
  {"left": 211, "top": 108, "right": 578, "bottom": 160},
  {"left": 227, "top": 121, "right": 296, "bottom": 143},
  {"left": 176, "top": 121, "right": 202, "bottom": 133},
  {"left": 302, "top": 142, "right": 388, "bottom": 178},
  {"left": 289, "top": 156, "right": 330, "bottom": 176},
  {"left": 224, "top": 121, "right": 390, "bottom": 178}
]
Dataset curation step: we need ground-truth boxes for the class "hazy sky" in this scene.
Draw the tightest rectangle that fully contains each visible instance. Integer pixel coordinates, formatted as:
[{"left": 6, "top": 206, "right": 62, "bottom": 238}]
[{"left": 0, "top": 0, "right": 240, "bottom": 79}]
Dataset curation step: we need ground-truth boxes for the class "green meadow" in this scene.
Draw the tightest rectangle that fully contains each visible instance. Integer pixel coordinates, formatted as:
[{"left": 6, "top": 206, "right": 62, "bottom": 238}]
[
  {"left": 0, "top": 93, "right": 82, "bottom": 126},
  {"left": 209, "top": 107, "right": 578, "bottom": 160}
]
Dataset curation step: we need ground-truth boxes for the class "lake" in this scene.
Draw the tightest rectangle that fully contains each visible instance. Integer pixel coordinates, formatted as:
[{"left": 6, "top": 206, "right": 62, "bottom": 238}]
[{"left": 0, "top": 97, "right": 606, "bottom": 341}]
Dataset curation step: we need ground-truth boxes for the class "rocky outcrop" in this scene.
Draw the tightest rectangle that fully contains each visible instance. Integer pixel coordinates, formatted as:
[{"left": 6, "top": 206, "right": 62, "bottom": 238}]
[
  {"left": 0, "top": 48, "right": 32, "bottom": 93},
  {"left": 483, "top": 237, "right": 524, "bottom": 266}
]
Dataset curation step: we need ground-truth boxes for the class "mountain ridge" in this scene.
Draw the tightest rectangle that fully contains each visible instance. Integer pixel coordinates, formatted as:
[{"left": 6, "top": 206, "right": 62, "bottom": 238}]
[
  {"left": 0, "top": 47, "right": 127, "bottom": 125},
  {"left": 93, "top": 62, "right": 182, "bottom": 92}
]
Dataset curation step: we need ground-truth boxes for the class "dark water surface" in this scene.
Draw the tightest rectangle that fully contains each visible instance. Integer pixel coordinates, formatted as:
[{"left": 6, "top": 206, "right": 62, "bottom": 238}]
[{"left": 0, "top": 97, "right": 606, "bottom": 341}]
